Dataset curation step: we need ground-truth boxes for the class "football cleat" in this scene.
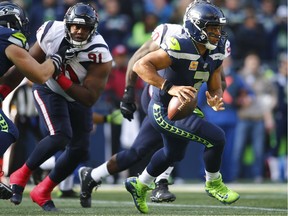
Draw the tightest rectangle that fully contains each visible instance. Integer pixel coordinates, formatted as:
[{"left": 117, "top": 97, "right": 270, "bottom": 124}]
[
  {"left": 78, "top": 167, "right": 101, "bottom": 208},
  {"left": 40, "top": 200, "right": 58, "bottom": 212},
  {"left": 0, "top": 182, "right": 13, "bottom": 200},
  {"left": 10, "top": 164, "right": 31, "bottom": 205},
  {"left": 10, "top": 184, "right": 24, "bottom": 205},
  {"left": 30, "top": 184, "right": 57, "bottom": 211},
  {"left": 150, "top": 179, "right": 176, "bottom": 203},
  {"left": 125, "top": 177, "right": 155, "bottom": 214},
  {"left": 205, "top": 174, "right": 240, "bottom": 204}
]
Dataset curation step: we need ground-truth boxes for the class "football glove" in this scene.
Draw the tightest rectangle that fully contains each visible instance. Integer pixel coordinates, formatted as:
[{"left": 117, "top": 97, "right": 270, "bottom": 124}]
[
  {"left": 106, "top": 109, "right": 123, "bottom": 125},
  {"left": 120, "top": 86, "right": 136, "bottom": 121},
  {"left": 51, "top": 45, "right": 71, "bottom": 76},
  {"left": 51, "top": 38, "right": 75, "bottom": 76}
]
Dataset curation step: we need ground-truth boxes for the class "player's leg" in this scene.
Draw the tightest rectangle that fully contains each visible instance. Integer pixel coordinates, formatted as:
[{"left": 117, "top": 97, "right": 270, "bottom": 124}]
[
  {"left": 0, "top": 109, "right": 19, "bottom": 156},
  {"left": 30, "top": 101, "right": 92, "bottom": 211},
  {"left": 79, "top": 116, "right": 163, "bottom": 207},
  {"left": 0, "top": 109, "right": 18, "bottom": 199},
  {"left": 10, "top": 85, "right": 72, "bottom": 205},
  {"left": 196, "top": 120, "right": 240, "bottom": 204},
  {"left": 125, "top": 134, "right": 188, "bottom": 213}
]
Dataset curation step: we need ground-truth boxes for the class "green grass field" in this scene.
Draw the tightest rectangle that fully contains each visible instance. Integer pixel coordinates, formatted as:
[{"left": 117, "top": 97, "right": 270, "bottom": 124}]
[{"left": 0, "top": 183, "right": 287, "bottom": 216}]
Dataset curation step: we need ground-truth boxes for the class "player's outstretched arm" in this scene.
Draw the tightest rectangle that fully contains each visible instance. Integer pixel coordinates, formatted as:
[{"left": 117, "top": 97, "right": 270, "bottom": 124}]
[{"left": 5, "top": 44, "right": 56, "bottom": 84}]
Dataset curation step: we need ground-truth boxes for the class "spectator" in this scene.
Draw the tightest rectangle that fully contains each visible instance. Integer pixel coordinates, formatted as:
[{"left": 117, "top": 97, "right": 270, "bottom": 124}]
[
  {"left": 267, "top": 53, "right": 287, "bottom": 182},
  {"left": 97, "top": 0, "right": 132, "bottom": 51},
  {"left": 256, "top": 0, "right": 279, "bottom": 62},
  {"left": 118, "top": 0, "right": 144, "bottom": 25},
  {"left": 144, "top": 0, "right": 173, "bottom": 23},
  {"left": 169, "top": 0, "right": 191, "bottom": 24},
  {"left": 274, "top": 4, "right": 288, "bottom": 56},
  {"left": 233, "top": 9, "right": 267, "bottom": 64},
  {"left": 127, "top": 12, "right": 159, "bottom": 52},
  {"left": 231, "top": 53, "right": 277, "bottom": 183},
  {"left": 28, "top": 0, "right": 63, "bottom": 44},
  {"left": 221, "top": 0, "right": 246, "bottom": 33}
]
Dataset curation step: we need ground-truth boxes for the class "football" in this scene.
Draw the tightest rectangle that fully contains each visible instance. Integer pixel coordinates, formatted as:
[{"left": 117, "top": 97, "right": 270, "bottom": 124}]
[{"left": 167, "top": 94, "right": 197, "bottom": 121}]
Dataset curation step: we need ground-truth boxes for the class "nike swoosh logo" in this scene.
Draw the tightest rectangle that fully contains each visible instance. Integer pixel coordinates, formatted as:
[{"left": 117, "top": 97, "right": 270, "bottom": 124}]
[{"left": 216, "top": 193, "right": 228, "bottom": 199}]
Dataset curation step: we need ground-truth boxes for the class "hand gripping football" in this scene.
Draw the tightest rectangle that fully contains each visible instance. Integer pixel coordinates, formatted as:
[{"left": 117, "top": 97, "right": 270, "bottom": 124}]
[{"left": 167, "top": 94, "right": 197, "bottom": 121}]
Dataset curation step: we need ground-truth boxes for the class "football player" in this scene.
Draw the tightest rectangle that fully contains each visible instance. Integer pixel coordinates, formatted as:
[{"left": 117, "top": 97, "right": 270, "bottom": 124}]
[
  {"left": 8, "top": 3, "right": 112, "bottom": 211},
  {"left": 0, "top": 1, "right": 69, "bottom": 200},
  {"left": 124, "top": 1, "right": 240, "bottom": 213}
]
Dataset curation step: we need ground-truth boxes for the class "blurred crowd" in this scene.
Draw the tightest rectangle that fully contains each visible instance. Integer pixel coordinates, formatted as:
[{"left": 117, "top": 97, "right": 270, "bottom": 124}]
[{"left": 1, "top": 0, "right": 287, "bottom": 184}]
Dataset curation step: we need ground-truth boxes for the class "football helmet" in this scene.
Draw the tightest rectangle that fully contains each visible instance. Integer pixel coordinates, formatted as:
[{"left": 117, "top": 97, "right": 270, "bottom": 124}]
[
  {"left": 0, "top": 2, "right": 30, "bottom": 37},
  {"left": 183, "top": 1, "right": 227, "bottom": 50},
  {"left": 64, "top": 3, "right": 99, "bottom": 47}
]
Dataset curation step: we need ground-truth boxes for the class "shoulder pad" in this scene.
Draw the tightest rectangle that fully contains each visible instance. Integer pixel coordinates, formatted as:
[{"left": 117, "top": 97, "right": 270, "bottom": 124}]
[
  {"left": 166, "top": 36, "right": 181, "bottom": 51},
  {"left": 8, "top": 32, "right": 29, "bottom": 50}
]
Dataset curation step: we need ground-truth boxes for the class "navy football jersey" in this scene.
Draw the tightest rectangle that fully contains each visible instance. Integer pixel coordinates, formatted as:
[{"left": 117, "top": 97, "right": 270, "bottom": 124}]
[
  {"left": 152, "top": 31, "right": 227, "bottom": 106},
  {"left": 0, "top": 26, "right": 29, "bottom": 77}
]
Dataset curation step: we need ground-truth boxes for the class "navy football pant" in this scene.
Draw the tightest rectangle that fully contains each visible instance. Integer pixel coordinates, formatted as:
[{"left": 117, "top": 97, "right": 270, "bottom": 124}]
[
  {"left": 26, "top": 84, "right": 92, "bottom": 183},
  {"left": 0, "top": 109, "right": 18, "bottom": 156},
  {"left": 147, "top": 100, "right": 225, "bottom": 177},
  {"left": 116, "top": 116, "right": 163, "bottom": 171}
]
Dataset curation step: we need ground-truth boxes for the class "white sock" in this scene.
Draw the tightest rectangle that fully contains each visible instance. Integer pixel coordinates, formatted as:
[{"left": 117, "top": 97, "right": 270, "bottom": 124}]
[
  {"left": 91, "top": 162, "right": 110, "bottom": 182},
  {"left": 59, "top": 174, "right": 74, "bottom": 191},
  {"left": 205, "top": 170, "right": 220, "bottom": 181},
  {"left": 138, "top": 168, "right": 155, "bottom": 186},
  {"left": 40, "top": 156, "right": 55, "bottom": 170},
  {"left": 155, "top": 167, "right": 174, "bottom": 183}
]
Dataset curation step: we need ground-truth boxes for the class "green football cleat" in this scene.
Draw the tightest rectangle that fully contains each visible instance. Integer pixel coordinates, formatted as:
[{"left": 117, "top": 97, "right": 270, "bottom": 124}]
[
  {"left": 125, "top": 177, "right": 155, "bottom": 214},
  {"left": 205, "top": 174, "right": 240, "bottom": 204}
]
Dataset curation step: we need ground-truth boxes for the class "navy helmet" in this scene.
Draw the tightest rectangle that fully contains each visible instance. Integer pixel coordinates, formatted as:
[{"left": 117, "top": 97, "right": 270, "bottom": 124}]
[
  {"left": 183, "top": 1, "right": 227, "bottom": 50},
  {"left": 0, "top": 1, "right": 30, "bottom": 37},
  {"left": 64, "top": 3, "right": 99, "bottom": 47}
]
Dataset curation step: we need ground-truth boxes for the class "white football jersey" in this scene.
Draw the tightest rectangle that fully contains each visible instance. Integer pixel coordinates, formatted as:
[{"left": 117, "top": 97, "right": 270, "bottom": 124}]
[
  {"left": 36, "top": 21, "right": 112, "bottom": 101},
  {"left": 151, "top": 24, "right": 184, "bottom": 46}
]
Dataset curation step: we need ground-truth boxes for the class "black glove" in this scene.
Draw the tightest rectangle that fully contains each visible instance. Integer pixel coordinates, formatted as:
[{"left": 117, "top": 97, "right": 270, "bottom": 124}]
[{"left": 120, "top": 86, "right": 137, "bottom": 121}]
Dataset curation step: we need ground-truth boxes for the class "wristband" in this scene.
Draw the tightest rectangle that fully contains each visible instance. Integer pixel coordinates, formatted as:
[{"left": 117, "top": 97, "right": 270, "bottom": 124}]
[
  {"left": 0, "top": 84, "right": 12, "bottom": 101},
  {"left": 161, "top": 80, "right": 173, "bottom": 93},
  {"left": 57, "top": 74, "right": 73, "bottom": 91}
]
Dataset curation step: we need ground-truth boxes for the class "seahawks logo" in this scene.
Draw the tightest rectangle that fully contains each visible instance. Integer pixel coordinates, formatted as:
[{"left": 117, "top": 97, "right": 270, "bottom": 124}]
[{"left": 0, "top": 6, "right": 20, "bottom": 16}]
